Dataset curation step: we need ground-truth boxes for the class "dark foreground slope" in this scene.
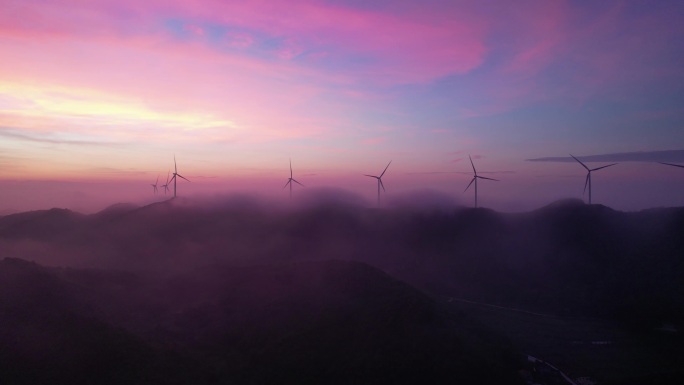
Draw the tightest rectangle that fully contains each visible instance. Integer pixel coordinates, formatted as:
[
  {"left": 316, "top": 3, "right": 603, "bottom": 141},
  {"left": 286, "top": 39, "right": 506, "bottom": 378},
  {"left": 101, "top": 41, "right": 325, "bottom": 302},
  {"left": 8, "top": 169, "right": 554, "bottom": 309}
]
[
  {"left": 3, "top": 198, "right": 684, "bottom": 384},
  {"left": 0, "top": 258, "right": 197, "bottom": 385},
  {"left": 0, "top": 257, "right": 522, "bottom": 385}
]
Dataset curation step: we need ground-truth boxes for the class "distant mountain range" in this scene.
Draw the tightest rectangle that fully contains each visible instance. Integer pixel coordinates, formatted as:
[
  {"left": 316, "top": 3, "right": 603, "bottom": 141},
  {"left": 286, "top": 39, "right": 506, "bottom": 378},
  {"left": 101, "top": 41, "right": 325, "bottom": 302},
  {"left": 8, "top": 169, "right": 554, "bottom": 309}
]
[
  {"left": 1, "top": 198, "right": 684, "bottom": 383},
  {"left": 1, "top": 198, "right": 683, "bottom": 327}
]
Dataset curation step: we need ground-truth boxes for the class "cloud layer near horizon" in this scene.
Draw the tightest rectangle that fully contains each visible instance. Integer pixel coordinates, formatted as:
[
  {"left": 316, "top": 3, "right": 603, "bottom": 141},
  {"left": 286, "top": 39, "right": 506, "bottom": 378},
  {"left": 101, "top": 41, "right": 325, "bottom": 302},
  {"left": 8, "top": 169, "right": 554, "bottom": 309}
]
[{"left": 527, "top": 150, "right": 684, "bottom": 163}]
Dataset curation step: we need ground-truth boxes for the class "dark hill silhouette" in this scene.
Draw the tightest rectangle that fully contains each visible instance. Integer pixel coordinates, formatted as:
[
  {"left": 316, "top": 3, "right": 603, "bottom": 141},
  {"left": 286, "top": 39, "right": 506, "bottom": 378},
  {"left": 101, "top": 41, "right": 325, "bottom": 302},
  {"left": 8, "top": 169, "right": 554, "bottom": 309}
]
[
  {"left": 0, "top": 258, "right": 199, "bottom": 385},
  {"left": 1, "top": 197, "right": 683, "bottom": 330},
  {"left": 0, "top": 208, "right": 85, "bottom": 240},
  {"left": 0, "top": 257, "right": 522, "bottom": 385},
  {"left": 3, "top": 197, "right": 684, "bottom": 383},
  {"left": 89, "top": 202, "right": 140, "bottom": 222},
  {"left": 535, "top": 197, "right": 586, "bottom": 211}
]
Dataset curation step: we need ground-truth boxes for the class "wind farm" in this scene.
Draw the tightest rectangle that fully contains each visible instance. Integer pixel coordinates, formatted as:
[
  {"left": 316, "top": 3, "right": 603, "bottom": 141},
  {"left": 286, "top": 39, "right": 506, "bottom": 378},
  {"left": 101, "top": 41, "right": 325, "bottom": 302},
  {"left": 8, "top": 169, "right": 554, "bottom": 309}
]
[
  {"left": 2, "top": 1, "right": 684, "bottom": 384},
  {"left": 134, "top": 152, "right": 684, "bottom": 211}
]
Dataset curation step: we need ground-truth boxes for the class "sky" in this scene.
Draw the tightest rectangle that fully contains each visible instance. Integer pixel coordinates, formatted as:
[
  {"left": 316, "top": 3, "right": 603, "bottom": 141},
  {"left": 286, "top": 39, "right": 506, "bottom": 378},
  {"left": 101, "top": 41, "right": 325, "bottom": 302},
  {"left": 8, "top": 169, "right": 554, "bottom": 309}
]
[{"left": 1, "top": 0, "right": 684, "bottom": 213}]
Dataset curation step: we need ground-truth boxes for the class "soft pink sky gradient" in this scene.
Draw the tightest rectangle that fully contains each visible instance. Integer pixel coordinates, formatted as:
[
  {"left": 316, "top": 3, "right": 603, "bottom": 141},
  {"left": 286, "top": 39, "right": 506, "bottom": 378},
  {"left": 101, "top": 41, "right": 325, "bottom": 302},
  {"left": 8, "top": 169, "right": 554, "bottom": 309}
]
[{"left": 1, "top": 0, "right": 683, "bottom": 213}]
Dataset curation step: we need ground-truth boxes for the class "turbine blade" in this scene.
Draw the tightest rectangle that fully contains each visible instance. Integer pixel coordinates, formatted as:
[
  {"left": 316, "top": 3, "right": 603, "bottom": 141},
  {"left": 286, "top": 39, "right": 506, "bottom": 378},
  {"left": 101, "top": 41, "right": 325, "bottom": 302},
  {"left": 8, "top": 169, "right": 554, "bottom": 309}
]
[
  {"left": 289, "top": 158, "right": 293, "bottom": 178},
  {"left": 469, "top": 155, "right": 476, "bottom": 175},
  {"left": 293, "top": 179, "right": 304, "bottom": 187},
  {"left": 169, "top": 175, "right": 176, "bottom": 183},
  {"left": 380, "top": 160, "right": 392, "bottom": 177},
  {"left": 283, "top": 179, "right": 291, "bottom": 189},
  {"left": 174, "top": 155, "right": 177, "bottom": 173},
  {"left": 156, "top": 175, "right": 159, "bottom": 184},
  {"left": 583, "top": 173, "right": 590, "bottom": 194},
  {"left": 464, "top": 177, "right": 475, "bottom": 192},
  {"left": 364, "top": 174, "right": 378, "bottom": 178},
  {"left": 478, "top": 176, "right": 499, "bottom": 181},
  {"left": 591, "top": 163, "right": 617, "bottom": 171},
  {"left": 659, "top": 162, "right": 684, "bottom": 169},
  {"left": 570, "top": 154, "right": 590, "bottom": 171},
  {"left": 379, "top": 178, "right": 385, "bottom": 192},
  {"left": 177, "top": 174, "right": 190, "bottom": 182}
]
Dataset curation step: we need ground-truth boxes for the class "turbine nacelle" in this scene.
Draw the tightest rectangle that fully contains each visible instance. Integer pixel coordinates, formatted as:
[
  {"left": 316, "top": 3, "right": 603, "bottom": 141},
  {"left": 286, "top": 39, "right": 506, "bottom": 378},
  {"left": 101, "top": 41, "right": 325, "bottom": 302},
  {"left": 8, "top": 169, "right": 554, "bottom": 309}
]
[
  {"left": 463, "top": 175, "right": 499, "bottom": 192},
  {"left": 283, "top": 178, "right": 304, "bottom": 188},
  {"left": 570, "top": 154, "right": 616, "bottom": 204},
  {"left": 161, "top": 171, "right": 171, "bottom": 194},
  {"left": 151, "top": 174, "right": 159, "bottom": 194},
  {"left": 464, "top": 155, "right": 498, "bottom": 208},
  {"left": 283, "top": 159, "right": 304, "bottom": 199},
  {"left": 365, "top": 161, "right": 391, "bottom": 207},
  {"left": 169, "top": 156, "right": 190, "bottom": 198}
]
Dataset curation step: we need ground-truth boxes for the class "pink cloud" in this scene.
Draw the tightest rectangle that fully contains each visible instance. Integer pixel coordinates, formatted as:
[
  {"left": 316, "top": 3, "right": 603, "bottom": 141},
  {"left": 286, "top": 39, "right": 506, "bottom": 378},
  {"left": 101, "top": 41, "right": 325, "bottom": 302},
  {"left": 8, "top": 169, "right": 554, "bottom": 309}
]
[
  {"left": 225, "top": 32, "right": 254, "bottom": 49},
  {"left": 0, "top": 36, "right": 333, "bottom": 144},
  {"left": 566, "top": 4, "right": 684, "bottom": 94},
  {"left": 453, "top": 1, "right": 684, "bottom": 117},
  {"left": 275, "top": 38, "right": 305, "bottom": 60},
  {"left": 1, "top": 0, "right": 489, "bottom": 85},
  {"left": 500, "top": 1, "right": 571, "bottom": 74},
  {"left": 361, "top": 137, "right": 386, "bottom": 146},
  {"left": 206, "top": 1, "right": 488, "bottom": 82},
  {"left": 183, "top": 24, "right": 205, "bottom": 36}
]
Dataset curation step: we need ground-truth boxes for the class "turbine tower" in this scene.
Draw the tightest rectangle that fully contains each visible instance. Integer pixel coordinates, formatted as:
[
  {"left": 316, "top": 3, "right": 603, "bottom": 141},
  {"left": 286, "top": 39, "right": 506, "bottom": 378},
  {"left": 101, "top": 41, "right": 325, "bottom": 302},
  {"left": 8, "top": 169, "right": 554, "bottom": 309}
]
[
  {"left": 364, "top": 161, "right": 391, "bottom": 207},
  {"left": 161, "top": 171, "right": 170, "bottom": 195},
  {"left": 168, "top": 156, "right": 190, "bottom": 198},
  {"left": 570, "top": 154, "right": 616, "bottom": 204},
  {"left": 659, "top": 162, "right": 684, "bottom": 169},
  {"left": 283, "top": 159, "right": 304, "bottom": 199},
  {"left": 464, "top": 155, "right": 498, "bottom": 208},
  {"left": 151, "top": 174, "right": 159, "bottom": 194}
]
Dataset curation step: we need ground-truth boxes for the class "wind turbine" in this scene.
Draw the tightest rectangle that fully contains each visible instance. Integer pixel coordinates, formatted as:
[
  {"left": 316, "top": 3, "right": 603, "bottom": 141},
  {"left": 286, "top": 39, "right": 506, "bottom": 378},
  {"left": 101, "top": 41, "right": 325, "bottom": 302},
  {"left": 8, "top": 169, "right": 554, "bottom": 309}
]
[
  {"left": 168, "top": 156, "right": 190, "bottom": 198},
  {"left": 570, "top": 154, "right": 616, "bottom": 204},
  {"left": 463, "top": 155, "right": 498, "bottom": 208},
  {"left": 364, "top": 161, "right": 391, "bottom": 207},
  {"left": 161, "top": 171, "right": 170, "bottom": 195},
  {"left": 659, "top": 162, "right": 684, "bottom": 169},
  {"left": 151, "top": 175, "right": 159, "bottom": 194},
  {"left": 283, "top": 159, "right": 304, "bottom": 199}
]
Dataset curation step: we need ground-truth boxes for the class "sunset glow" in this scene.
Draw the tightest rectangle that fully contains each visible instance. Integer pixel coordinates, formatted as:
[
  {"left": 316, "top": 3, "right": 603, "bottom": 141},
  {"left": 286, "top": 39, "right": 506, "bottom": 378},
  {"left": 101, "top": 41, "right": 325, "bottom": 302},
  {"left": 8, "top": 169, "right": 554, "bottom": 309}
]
[{"left": 1, "top": 0, "right": 683, "bottom": 212}]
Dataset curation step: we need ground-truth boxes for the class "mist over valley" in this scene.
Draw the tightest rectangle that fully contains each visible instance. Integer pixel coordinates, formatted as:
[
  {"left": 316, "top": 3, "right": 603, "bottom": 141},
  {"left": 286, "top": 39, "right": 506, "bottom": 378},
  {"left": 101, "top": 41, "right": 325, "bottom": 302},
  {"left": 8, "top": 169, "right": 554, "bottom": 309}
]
[{"left": 1, "top": 194, "right": 684, "bottom": 384}]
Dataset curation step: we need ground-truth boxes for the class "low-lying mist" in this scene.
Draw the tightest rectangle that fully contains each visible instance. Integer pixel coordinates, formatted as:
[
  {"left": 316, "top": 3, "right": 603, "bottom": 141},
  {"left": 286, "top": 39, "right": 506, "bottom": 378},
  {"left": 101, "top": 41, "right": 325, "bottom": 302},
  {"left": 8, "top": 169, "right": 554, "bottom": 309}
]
[
  {"left": 2, "top": 190, "right": 683, "bottom": 330},
  {"left": 2, "top": 190, "right": 684, "bottom": 384}
]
